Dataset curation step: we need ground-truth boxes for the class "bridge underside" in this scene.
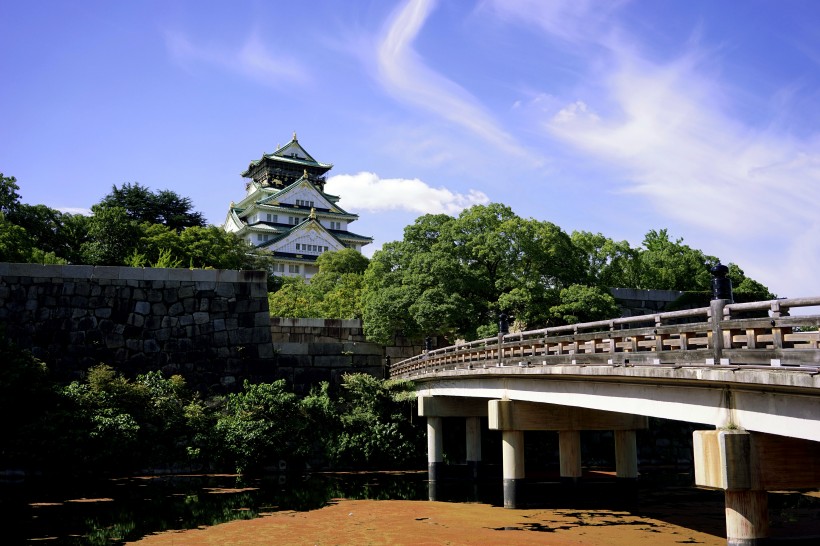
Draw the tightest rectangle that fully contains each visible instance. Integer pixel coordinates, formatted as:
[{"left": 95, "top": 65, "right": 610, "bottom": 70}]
[{"left": 414, "top": 366, "right": 820, "bottom": 443}]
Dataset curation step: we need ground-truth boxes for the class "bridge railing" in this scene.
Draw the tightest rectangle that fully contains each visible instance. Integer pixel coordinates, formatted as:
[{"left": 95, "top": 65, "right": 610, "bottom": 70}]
[{"left": 390, "top": 297, "right": 820, "bottom": 378}]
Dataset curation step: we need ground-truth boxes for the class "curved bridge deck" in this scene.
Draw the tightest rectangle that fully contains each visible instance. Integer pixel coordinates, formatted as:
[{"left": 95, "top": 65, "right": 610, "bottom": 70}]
[{"left": 390, "top": 297, "right": 820, "bottom": 544}]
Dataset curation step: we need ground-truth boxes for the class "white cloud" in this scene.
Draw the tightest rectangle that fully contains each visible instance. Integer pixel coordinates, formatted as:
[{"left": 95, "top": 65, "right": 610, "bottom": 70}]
[
  {"left": 326, "top": 171, "right": 489, "bottom": 215},
  {"left": 375, "top": 0, "right": 529, "bottom": 159},
  {"left": 492, "top": 0, "right": 820, "bottom": 297},
  {"left": 165, "top": 31, "right": 310, "bottom": 88}
]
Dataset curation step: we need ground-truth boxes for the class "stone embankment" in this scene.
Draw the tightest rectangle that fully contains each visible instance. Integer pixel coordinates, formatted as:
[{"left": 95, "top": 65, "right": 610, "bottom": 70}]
[{"left": 0, "top": 263, "right": 272, "bottom": 390}]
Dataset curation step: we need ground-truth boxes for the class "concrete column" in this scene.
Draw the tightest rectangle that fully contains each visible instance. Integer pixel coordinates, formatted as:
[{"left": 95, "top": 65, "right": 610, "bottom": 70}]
[
  {"left": 466, "top": 416, "right": 482, "bottom": 480},
  {"left": 427, "top": 417, "right": 443, "bottom": 482},
  {"left": 725, "top": 490, "right": 768, "bottom": 546},
  {"left": 558, "top": 430, "right": 582, "bottom": 483},
  {"left": 614, "top": 430, "right": 638, "bottom": 480},
  {"left": 502, "top": 430, "right": 525, "bottom": 508}
]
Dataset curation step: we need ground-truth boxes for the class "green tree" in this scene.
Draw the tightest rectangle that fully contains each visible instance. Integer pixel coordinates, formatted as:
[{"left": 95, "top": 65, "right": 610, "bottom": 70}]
[
  {"left": 268, "top": 276, "right": 321, "bottom": 317},
  {"left": 636, "top": 229, "right": 718, "bottom": 291},
  {"left": 571, "top": 231, "right": 639, "bottom": 288},
  {"left": 98, "top": 182, "right": 205, "bottom": 230},
  {"left": 329, "top": 373, "right": 423, "bottom": 468},
  {"left": 0, "top": 216, "right": 35, "bottom": 262},
  {"left": 0, "top": 172, "right": 21, "bottom": 217},
  {"left": 214, "top": 380, "right": 303, "bottom": 473},
  {"left": 81, "top": 205, "right": 144, "bottom": 265},
  {"left": 549, "top": 284, "right": 620, "bottom": 324},
  {"left": 361, "top": 204, "right": 586, "bottom": 343},
  {"left": 61, "top": 365, "right": 206, "bottom": 472}
]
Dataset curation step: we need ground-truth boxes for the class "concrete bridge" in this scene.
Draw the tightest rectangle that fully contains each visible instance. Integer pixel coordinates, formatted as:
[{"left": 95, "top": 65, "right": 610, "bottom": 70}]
[{"left": 390, "top": 296, "right": 820, "bottom": 546}]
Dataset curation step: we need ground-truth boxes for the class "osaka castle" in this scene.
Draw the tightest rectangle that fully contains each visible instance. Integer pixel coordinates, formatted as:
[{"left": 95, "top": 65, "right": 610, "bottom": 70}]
[{"left": 223, "top": 133, "right": 372, "bottom": 279}]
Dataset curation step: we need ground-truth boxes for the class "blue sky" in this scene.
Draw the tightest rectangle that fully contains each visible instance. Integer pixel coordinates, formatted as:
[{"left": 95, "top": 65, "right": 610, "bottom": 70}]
[{"left": 2, "top": 0, "right": 819, "bottom": 298}]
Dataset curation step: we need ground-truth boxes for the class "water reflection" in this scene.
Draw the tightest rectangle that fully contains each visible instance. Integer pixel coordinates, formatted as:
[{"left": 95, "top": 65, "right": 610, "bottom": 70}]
[
  {"left": 4, "top": 470, "right": 819, "bottom": 545},
  {"left": 4, "top": 471, "right": 432, "bottom": 545}
]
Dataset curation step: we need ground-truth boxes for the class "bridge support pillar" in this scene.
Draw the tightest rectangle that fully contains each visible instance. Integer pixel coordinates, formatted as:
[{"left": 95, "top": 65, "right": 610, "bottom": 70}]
[
  {"left": 694, "top": 429, "right": 820, "bottom": 545},
  {"left": 614, "top": 430, "right": 638, "bottom": 480},
  {"left": 502, "top": 430, "right": 525, "bottom": 509},
  {"left": 466, "top": 416, "right": 482, "bottom": 480},
  {"left": 559, "top": 430, "right": 582, "bottom": 483},
  {"left": 426, "top": 416, "right": 444, "bottom": 483}
]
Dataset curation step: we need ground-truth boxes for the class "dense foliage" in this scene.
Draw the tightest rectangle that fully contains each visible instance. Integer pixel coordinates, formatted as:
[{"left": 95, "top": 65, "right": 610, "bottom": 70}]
[
  {"left": 0, "top": 335, "right": 423, "bottom": 476},
  {"left": 267, "top": 248, "right": 369, "bottom": 319},
  {"left": 356, "top": 204, "right": 774, "bottom": 344},
  {"left": 0, "top": 174, "right": 268, "bottom": 273}
]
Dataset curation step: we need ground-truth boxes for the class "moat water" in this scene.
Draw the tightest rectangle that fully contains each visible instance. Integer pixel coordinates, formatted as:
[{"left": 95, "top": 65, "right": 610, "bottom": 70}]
[{"left": 4, "top": 469, "right": 819, "bottom": 545}]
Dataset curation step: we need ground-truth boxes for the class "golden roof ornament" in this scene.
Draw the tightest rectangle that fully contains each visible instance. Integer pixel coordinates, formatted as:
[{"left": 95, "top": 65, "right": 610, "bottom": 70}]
[
  {"left": 292, "top": 131, "right": 297, "bottom": 140},
  {"left": 303, "top": 168, "right": 308, "bottom": 178},
  {"left": 309, "top": 207, "right": 317, "bottom": 220}
]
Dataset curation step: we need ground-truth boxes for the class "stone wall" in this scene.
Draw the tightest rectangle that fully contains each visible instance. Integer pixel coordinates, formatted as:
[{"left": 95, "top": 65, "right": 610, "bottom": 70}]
[
  {"left": 0, "top": 263, "right": 273, "bottom": 390},
  {"left": 269, "top": 317, "right": 423, "bottom": 393}
]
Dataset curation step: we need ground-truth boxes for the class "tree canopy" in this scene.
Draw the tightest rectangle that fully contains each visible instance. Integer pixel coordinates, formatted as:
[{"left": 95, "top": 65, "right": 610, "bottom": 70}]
[
  {"left": 97, "top": 182, "right": 205, "bottom": 230},
  {"left": 357, "top": 204, "right": 774, "bottom": 344},
  {"left": 0, "top": 174, "right": 268, "bottom": 273},
  {"left": 361, "top": 204, "right": 590, "bottom": 344}
]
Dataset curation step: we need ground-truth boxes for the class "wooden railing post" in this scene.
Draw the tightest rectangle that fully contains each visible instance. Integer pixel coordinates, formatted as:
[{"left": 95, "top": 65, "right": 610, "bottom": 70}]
[{"left": 710, "top": 299, "right": 726, "bottom": 365}]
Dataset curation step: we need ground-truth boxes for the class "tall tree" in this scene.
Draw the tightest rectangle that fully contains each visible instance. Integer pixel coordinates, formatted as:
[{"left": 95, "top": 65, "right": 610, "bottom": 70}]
[
  {"left": 98, "top": 182, "right": 205, "bottom": 231},
  {"left": 570, "top": 230, "right": 640, "bottom": 288},
  {"left": 81, "top": 205, "right": 144, "bottom": 265},
  {"left": 636, "top": 229, "right": 718, "bottom": 291},
  {"left": 361, "top": 204, "right": 589, "bottom": 344}
]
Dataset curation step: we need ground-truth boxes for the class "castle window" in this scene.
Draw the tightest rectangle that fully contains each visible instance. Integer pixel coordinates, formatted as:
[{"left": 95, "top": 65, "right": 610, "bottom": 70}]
[{"left": 289, "top": 264, "right": 300, "bottom": 273}]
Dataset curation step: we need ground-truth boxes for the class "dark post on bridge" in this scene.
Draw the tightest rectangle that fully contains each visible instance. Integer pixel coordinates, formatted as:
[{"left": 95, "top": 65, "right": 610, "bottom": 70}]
[
  {"left": 498, "top": 313, "right": 509, "bottom": 335},
  {"left": 709, "top": 263, "right": 733, "bottom": 365},
  {"left": 710, "top": 263, "right": 733, "bottom": 302}
]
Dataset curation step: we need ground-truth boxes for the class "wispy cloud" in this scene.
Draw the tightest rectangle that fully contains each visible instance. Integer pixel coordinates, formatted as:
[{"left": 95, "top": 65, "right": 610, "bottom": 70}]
[
  {"left": 165, "top": 31, "right": 310, "bottom": 88},
  {"left": 375, "top": 0, "right": 529, "bottom": 159},
  {"left": 326, "top": 171, "right": 489, "bottom": 215},
  {"left": 490, "top": 0, "right": 820, "bottom": 296}
]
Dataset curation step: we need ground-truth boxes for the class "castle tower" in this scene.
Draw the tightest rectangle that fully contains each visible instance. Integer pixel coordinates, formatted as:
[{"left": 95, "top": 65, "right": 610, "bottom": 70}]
[{"left": 223, "top": 133, "right": 372, "bottom": 279}]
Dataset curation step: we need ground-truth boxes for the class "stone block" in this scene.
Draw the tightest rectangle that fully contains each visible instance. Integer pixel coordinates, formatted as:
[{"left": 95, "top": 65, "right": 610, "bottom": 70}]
[
  {"left": 191, "top": 269, "right": 218, "bottom": 282},
  {"left": 120, "top": 267, "right": 144, "bottom": 281},
  {"left": 151, "top": 302, "right": 167, "bottom": 315},
  {"left": 252, "top": 326, "right": 271, "bottom": 344},
  {"left": 92, "top": 266, "right": 120, "bottom": 280},
  {"left": 166, "top": 268, "right": 193, "bottom": 282},
  {"left": 258, "top": 343, "right": 274, "bottom": 359},
  {"left": 195, "top": 281, "right": 217, "bottom": 292},
  {"left": 209, "top": 299, "right": 227, "bottom": 313},
  {"left": 215, "top": 283, "right": 235, "bottom": 298},
  {"left": 164, "top": 288, "right": 179, "bottom": 303},
  {"left": 183, "top": 298, "right": 196, "bottom": 313},
  {"left": 278, "top": 354, "right": 312, "bottom": 368},
  {"left": 147, "top": 289, "right": 163, "bottom": 303},
  {"left": 217, "top": 270, "right": 239, "bottom": 283},
  {"left": 314, "top": 355, "right": 354, "bottom": 368},
  {"left": 95, "top": 307, "right": 112, "bottom": 319},
  {"left": 168, "top": 302, "right": 184, "bottom": 316},
  {"left": 213, "top": 330, "right": 229, "bottom": 346},
  {"left": 134, "top": 301, "right": 151, "bottom": 315},
  {"left": 193, "top": 311, "right": 209, "bottom": 325}
]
